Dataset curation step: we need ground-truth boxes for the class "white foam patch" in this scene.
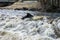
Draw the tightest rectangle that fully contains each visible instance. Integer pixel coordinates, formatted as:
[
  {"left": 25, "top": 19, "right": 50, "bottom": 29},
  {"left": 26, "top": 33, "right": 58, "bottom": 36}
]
[{"left": 0, "top": 10, "right": 59, "bottom": 40}]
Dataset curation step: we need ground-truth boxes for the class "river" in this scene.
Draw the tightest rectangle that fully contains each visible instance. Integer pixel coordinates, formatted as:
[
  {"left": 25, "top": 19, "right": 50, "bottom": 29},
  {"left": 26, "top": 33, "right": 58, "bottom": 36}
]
[{"left": 0, "top": 9, "right": 60, "bottom": 40}]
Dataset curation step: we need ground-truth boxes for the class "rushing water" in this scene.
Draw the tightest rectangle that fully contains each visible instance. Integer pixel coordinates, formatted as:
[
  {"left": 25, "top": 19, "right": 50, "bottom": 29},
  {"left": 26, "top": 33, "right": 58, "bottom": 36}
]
[{"left": 0, "top": 9, "right": 60, "bottom": 40}]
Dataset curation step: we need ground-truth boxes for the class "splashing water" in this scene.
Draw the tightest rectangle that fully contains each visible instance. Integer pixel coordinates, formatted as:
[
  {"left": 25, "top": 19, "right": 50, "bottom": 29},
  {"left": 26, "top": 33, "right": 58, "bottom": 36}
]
[{"left": 0, "top": 9, "right": 60, "bottom": 40}]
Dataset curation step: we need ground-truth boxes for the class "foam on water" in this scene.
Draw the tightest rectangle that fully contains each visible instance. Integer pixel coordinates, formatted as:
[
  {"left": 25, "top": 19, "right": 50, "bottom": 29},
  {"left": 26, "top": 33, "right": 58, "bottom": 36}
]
[{"left": 0, "top": 9, "right": 60, "bottom": 40}]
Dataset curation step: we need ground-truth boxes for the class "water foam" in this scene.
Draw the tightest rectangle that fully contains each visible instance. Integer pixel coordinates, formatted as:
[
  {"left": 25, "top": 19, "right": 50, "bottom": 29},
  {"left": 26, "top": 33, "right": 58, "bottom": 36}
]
[{"left": 0, "top": 10, "right": 59, "bottom": 40}]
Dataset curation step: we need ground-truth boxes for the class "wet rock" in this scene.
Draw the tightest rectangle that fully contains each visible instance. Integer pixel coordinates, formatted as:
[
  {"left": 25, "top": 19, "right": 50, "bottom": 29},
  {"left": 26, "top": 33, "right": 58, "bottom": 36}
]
[
  {"left": 15, "top": 7, "right": 28, "bottom": 10},
  {"left": 22, "top": 13, "right": 33, "bottom": 20},
  {"left": 22, "top": 7, "right": 28, "bottom": 10},
  {"left": 14, "top": 8, "right": 23, "bottom": 10},
  {"left": 29, "top": 8, "right": 37, "bottom": 11}
]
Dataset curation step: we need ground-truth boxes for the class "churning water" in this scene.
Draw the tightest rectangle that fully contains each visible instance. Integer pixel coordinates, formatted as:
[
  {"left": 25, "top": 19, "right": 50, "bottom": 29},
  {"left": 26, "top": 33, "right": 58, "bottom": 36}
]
[{"left": 0, "top": 9, "right": 60, "bottom": 40}]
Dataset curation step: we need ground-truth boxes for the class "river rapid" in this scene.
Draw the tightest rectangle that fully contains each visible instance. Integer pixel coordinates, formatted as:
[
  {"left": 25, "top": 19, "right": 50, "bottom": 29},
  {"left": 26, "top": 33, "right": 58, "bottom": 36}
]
[{"left": 0, "top": 9, "right": 60, "bottom": 40}]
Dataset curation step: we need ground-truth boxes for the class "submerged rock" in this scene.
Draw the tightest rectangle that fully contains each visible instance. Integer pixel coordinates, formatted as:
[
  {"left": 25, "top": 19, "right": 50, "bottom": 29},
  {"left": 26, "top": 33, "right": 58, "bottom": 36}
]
[{"left": 22, "top": 13, "right": 33, "bottom": 20}]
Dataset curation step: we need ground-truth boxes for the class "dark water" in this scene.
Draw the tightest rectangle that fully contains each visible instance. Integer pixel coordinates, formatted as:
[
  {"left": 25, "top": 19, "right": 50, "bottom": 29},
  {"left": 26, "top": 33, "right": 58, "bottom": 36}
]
[{"left": 0, "top": 9, "right": 60, "bottom": 18}]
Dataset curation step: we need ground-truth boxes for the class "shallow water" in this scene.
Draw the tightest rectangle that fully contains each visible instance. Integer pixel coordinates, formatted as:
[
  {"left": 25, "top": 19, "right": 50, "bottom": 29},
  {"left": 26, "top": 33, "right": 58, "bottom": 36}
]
[{"left": 0, "top": 9, "right": 60, "bottom": 40}]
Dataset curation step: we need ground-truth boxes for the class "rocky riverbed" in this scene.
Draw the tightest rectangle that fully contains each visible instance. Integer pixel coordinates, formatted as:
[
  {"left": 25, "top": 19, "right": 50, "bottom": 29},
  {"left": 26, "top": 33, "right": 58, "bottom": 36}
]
[{"left": 0, "top": 9, "right": 60, "bottom": 40}]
